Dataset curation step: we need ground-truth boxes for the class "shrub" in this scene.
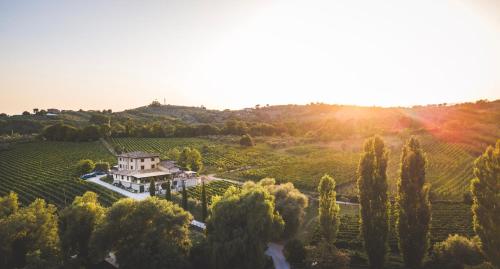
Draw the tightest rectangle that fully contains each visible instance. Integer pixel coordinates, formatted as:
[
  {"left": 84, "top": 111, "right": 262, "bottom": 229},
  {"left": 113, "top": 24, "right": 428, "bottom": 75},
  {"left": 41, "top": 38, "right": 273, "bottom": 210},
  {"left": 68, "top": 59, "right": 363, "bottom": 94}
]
[
  {"left": 240, "top": 134, "right": 255, "bottom": 147},
  {"left": 284, "top": 239, "right": 306, "bottom": 267},
  {"left": 94, "top": 161, "right": 110, "bottom": 172},
  {"left": 427, "top": 234, "right": 484, "bottom": 269},
  {"left": 76, "top": 159, "right": 95, "bottom": 175}
]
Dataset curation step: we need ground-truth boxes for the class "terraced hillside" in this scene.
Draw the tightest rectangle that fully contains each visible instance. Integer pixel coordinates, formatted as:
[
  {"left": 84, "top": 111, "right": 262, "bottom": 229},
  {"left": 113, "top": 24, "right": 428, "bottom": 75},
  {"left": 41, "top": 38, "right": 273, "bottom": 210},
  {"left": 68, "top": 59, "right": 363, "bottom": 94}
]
[{"left": 0, "top": 141, "right": 122, "bottom": 207}]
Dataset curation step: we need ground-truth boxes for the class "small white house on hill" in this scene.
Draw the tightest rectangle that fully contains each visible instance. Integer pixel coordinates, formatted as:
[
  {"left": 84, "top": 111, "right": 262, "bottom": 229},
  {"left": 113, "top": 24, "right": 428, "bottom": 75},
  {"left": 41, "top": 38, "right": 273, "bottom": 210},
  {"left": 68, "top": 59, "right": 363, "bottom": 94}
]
[{"left": 111, "top": 151, "right": 200, "bottom": 193}]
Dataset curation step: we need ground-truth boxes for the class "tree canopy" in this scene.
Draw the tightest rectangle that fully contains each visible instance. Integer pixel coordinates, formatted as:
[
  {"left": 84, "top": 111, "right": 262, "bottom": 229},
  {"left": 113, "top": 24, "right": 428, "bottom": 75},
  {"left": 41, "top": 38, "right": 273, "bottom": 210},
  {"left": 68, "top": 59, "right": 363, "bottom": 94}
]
[
  {"left": 470, "top": 139, "right": 500, "bottom": 267},
  {"left": 90, "top": 197, "right": 192, "bottom": 269},
  {"left": 0, "top": 196, "right": 60, "bottom": 269},
  {"left": 397, "top": 137, "right": 431, "bottom": 269},
  {"left": 357, "top": 136, "right": 390, "bottom": 269},
  {"left": 258, "top": 178, "right": 308, "bottom": 240},
  {"left": 59, "top": 191, "right": 106, "bottom": 266},
  {"left": 206, "top": 184, "right": 284, "bottom": 269}
]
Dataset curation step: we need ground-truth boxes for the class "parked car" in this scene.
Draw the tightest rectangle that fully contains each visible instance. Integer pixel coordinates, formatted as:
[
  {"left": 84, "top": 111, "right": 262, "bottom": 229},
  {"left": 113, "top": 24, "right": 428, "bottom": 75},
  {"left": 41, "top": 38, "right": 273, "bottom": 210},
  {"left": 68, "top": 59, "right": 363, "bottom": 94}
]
[
  {"left": 94, "top": 171, "right": 106, "bottom": 176},
  {"left": 80, "top": 172, "right": 96, "bottom": 179}
]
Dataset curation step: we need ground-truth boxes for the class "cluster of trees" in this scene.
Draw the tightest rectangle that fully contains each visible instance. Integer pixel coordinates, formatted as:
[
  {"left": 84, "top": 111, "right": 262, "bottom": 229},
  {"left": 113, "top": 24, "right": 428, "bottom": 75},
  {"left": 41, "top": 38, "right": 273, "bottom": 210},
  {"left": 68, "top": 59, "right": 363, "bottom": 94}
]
[
  {"left": 75, "top": 159, "right": 109, "bottom": 175},
  {"left": 352, "top": 137, "right": 499, "bottom": 269},
  {"left": 0, "top": 192, "right": 193, "bottom": 269},
  {"left": 42, "top": 123, "right": 105, "bottom": 142}
]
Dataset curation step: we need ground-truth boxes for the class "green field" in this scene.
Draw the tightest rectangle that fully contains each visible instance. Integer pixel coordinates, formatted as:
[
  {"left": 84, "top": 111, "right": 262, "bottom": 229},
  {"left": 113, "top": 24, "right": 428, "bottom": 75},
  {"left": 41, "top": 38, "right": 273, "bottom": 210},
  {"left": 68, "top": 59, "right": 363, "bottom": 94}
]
[
  {"left": 0, "top": 141, "right": 123, "bottom": 207},
  {"left": 110, "top": 135, "right": 477, "bottom": 200}
]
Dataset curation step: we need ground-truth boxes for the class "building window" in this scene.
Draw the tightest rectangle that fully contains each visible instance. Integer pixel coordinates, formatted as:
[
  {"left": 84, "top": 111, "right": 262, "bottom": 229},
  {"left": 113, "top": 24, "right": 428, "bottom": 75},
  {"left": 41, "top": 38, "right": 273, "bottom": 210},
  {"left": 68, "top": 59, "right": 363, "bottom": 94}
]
[
  {"left": 130, "top": 159, "right": 133, "bottom": 162},
  {"left": 121, "top": 175, "right": 124, "bottom": 179},
  {"left": 131, "top": 166, "right": 134, "bottom": 170},
  {"left": 119, "top": 164, "right": 122, "bottom": 168},
  {"left": 141, "top": 158, "right": 144, "bottom": 162},
  {"left": 141, "top": 165, "right": 145, "bottom": 170},
  {"left": 151, "top": 164, "right": 155, "bottom": 169},
  {"left": 151, "top": 158, "right": 154, "bottom": 161}
]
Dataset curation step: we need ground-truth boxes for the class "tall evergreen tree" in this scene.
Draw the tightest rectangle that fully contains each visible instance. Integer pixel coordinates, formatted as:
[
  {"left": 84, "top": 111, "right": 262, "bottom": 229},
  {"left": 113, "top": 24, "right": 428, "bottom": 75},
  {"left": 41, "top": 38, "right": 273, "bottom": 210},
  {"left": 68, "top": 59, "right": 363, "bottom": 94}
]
[
  {"left": 165, "top": 179, "right": 172, "bottom": 201},
  {"left": 470, "top": 140, "right": 500, "bottom": 267},
  {"left": 182, "top": 181, "right": 188, "bottom": 210},
  {"left": 357, "top": 136, "right": 390, "bottom": 269},
  {"left": 201, "top": 179, "right": 208, "bottom": 221},
  {"left": 149, "top": 178, "right": 156, "bottom": 197},
  {"left": 318, "top": 174, "right": 340, "bottom": 246},
  {"left": 396, "top": 137, "right": 431, "bottom": 269}
]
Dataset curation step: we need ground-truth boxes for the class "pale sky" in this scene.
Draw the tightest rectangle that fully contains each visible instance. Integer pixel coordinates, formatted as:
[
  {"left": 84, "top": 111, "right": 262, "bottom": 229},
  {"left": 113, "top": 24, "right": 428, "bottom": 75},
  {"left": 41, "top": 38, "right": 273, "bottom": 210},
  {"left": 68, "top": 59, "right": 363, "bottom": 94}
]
[{"left": 1, "top": 0, "right": 500, "bottom": 114}]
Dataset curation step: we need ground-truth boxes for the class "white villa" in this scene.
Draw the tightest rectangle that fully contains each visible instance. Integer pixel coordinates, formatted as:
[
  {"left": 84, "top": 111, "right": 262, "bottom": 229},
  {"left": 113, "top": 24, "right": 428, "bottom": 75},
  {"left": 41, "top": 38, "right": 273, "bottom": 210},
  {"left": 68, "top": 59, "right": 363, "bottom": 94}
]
[{"left": 111, "top": 151, "right": 200, "bottom": 193}]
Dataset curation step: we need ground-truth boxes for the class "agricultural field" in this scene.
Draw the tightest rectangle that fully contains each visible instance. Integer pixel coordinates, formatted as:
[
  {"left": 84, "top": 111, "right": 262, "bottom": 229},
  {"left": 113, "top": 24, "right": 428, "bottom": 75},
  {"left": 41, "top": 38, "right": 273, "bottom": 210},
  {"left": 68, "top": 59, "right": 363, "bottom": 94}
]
[
  {"left": 110, "top": 134, "right": 478, "bottom": 200},
  {"left": 186, "top": 180, "right": 240, "bottom": 204},
  {"left": 0, "top": 141, "right": 123, "bottom": 207},
  {"left": 300, "top": 200, "right": 474, "bottom": 268}
]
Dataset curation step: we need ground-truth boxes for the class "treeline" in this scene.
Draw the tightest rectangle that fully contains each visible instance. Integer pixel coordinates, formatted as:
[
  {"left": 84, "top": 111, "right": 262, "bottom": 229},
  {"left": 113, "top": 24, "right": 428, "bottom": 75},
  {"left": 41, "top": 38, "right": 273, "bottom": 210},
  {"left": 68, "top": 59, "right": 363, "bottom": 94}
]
[{"left": 41, "top": 120, "right": 286, "bottom": 142}]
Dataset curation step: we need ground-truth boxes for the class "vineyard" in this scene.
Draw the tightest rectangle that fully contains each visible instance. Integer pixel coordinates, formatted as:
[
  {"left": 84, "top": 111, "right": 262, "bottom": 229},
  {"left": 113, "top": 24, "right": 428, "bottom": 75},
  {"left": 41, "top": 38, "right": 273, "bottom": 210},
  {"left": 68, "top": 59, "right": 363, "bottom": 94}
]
[
  {"left": 301, "top": 201, "right": 473, "bottom": 268},
  {"left": 186, "top": 180, "right": 240, "bottom": 204},
  {"left": 109, "top": 135, "right": 478, "bottom": 200},
  {"left": 0, "top": 141, "right": 123, "bottom": 207}
]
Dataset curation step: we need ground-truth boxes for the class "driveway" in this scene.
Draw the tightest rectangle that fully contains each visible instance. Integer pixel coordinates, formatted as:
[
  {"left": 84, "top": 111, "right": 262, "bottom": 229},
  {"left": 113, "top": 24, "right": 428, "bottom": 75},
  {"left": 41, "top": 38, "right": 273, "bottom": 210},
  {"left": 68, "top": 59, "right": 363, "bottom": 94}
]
[
  {"left": 87, "top": 175, "right": 206, "bottom": 230},
  {"left": 265, "top": 242, "right": 290, "bottom": 269},
  {"left": 87, "top": 175, "right": 150, "bottom": 200}
]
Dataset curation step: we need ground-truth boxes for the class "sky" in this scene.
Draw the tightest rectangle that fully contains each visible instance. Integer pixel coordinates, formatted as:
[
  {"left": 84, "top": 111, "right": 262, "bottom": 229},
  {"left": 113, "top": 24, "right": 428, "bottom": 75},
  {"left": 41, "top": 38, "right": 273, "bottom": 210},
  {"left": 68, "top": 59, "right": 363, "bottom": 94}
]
[{"left": 1, "top": 0, "right": 500, "bottom": 114}]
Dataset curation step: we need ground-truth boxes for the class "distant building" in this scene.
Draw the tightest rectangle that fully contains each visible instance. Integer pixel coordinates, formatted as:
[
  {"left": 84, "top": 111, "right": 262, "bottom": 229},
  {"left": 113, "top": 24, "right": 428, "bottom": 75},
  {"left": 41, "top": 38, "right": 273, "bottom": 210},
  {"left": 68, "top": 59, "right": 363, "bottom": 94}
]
[
  {"left": 47, "top": 108, "right": 60, "bottom": 114},
  {"left": 111, "top": 151, "right": 200, "bottom": 193}
]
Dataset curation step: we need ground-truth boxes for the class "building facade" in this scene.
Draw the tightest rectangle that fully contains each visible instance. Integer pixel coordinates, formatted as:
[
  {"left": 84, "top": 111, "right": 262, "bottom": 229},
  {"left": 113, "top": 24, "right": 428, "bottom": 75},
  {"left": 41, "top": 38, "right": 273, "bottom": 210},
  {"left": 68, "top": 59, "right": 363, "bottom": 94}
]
[{"left": 111, "top": 151, "right": 200, "bottom": 193}]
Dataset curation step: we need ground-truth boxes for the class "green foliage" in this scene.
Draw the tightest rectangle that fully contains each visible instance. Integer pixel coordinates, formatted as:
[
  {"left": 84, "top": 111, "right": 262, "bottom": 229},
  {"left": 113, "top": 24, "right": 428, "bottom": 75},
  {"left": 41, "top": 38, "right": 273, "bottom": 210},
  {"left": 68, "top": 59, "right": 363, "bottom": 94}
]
[
  {"left": 178, "top": 147, "right": 203, "bottom": 172},
  {"left": 76, "top": 159, "right": 95, "bottom": 176},
  {"left": 0, "top": 192, "right": 18, "bottom": 219},
  {"left": 396, "top": 137, "right": 431, "bottom": 269},
  {"left": 164, "top": 179, "right": 172, "bottom": 201},
  {"left": 470, "top": 140, "right": 500, "bottom": 267},
  {"left": 182, "top": 182, "right": 188, "bottom": 210},
  {"left": 201, "top": 180, "right": 208, "bottom": 221},
  {"left": 90, "top": 197, "right": 192, "bottom": 269},
  {"left": 59, "top": 192, "right": 105, "bottom": 266},
  {"left": 427, "top": 234, "right": 484, "bottom": 269},
  {"left": 149, "top": 178, "right": 156, "bottom": 197},
  {"left": 259, "top": 178, "right": 308, "bottom": 240},
  {"left": 0, "top": 197, "right": 61, "bottom": 269},
  {"left": 0, "top": 141, "right": 122, "bottom": 208},
  {"left": 240, "top": 134, "right": 255, "bottom": 147},
  {"left": 206, "top": 185, "right": 284, "bottom": 269},
  {"left": 94, "top": 161, "right": 109, "bottom": 172},
  {"left": 318, "top": 174, "right": 340, "bottom": 245},
  {"left": 284, "top": 239, "right": 307, "bottom": 267},
  {"left": 306, "top": 243, "right": 350, "bottom": 269},
  {"left": 166, "top": 147, "right": 181, "bottom": 161},
  {"left": 357, "top": 136, "right": 390, "bottom": 269}
]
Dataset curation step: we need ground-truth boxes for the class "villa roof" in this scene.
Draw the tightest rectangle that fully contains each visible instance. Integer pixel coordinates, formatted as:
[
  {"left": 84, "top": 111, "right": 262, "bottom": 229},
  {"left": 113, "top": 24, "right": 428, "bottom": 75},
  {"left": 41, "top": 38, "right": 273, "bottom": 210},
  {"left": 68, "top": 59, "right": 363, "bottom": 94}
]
[
  {"left": 118, "top": 151, "right": 160, "bottom": 158},
  {"left": 112, "top": 168, "right": 171, "bottom": 179}
]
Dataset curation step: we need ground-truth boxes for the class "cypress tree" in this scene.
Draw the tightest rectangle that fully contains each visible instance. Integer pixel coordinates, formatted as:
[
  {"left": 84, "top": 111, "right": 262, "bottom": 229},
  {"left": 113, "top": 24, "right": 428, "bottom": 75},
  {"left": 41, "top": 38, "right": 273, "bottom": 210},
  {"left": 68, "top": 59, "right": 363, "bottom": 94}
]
[
  {"left": 396, "top": 137, "right": 431, "bottom": 269},
  {"left": 470, "top": 140, "right": 500, "bottom": 267},
  {"left": 149, "top": 178, "right": 156, "bottom": 197},
  {"left": 201, "top": 179, "right": 208, "bottom": 221},
  {"left": 357, "top": 136, "right": 390, "bottom": 269},
  {"left": 165, "top": 179, "right": 172, "bottom": 201},
  {"left": 318, "top": 174, "right": 340, "bottom": 246},
  {"left": 182, "top": 181, "right": 188, "bottom": 210}
]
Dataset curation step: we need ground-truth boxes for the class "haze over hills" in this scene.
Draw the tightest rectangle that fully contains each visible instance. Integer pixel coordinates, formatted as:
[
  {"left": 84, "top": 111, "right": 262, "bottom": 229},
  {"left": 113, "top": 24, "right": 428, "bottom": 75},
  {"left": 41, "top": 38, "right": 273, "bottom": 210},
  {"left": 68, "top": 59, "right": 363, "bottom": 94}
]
[{"left": 2, "top": 99, "right": 499, "bottom": 153}]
